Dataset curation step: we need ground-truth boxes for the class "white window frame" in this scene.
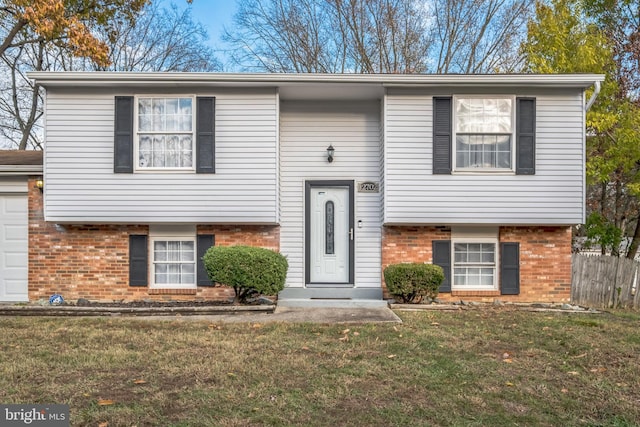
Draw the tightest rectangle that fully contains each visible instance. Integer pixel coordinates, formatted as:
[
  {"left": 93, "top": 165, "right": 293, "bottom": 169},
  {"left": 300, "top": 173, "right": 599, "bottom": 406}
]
[
  {"left": 451, "top": 227, "right": 499, "bottom": 291},
  {"left": 148, "top": 225, "right": 197, "bottom": 289},
  {"left": 134, "top": 95, "right": 196, "bottom": 173},
  {"left": 452, "top": 95, "right": 516, "bottom": 174}
]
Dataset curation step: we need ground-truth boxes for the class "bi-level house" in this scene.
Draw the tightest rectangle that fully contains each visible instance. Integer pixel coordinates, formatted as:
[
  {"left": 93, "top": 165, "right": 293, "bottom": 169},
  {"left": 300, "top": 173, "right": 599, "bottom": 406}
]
[{"left": 19, "top": 72, "right": 602, "bottom": 306}]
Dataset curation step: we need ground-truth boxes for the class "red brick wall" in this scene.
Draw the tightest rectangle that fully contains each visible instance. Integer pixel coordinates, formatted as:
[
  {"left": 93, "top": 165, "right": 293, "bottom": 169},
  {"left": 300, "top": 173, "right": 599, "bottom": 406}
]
[
  {"left": 381, "top": 225, "right": 572, "bottom": 303},
  {"left": 499, "top": 226, "right": 572, "bottom": 302},
  {"left": 28, "top": 178, "right": 280, "bottom": 303}
]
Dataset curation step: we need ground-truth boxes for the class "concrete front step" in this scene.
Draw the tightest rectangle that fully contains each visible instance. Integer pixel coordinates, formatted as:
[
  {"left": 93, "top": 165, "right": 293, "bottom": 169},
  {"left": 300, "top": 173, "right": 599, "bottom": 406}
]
[
  {"left": 277, "top": 299, "right": 388, "bottom": 308},
  {"left": 277, "top": 286, "right": 386, "bottom": 308}
]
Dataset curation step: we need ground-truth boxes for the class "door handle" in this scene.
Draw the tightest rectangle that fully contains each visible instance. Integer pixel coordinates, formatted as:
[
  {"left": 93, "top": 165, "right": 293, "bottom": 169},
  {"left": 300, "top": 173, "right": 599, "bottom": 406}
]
[{"left": 349, "top": 228, "right": 354, "bottom": 240}]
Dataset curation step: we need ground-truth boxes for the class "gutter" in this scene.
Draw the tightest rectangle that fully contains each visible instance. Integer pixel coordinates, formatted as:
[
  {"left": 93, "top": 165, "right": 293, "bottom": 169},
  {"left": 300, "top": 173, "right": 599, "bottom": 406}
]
[
  {"left": 0, "top": 165, "right": 43, "bottom": 175},
  {"left": 28, "top": 71, "right": 606, "bottom": 89},
  {"left": 585, "top": 80, "right": 601, "bottom": 111}
]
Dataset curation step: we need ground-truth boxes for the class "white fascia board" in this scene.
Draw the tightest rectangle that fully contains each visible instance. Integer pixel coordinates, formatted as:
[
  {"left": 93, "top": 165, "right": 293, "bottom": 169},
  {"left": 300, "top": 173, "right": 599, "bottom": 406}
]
[
  {"left": 0, "top": 165, "right": 43, "bottom": 174},
  {"left": 28, "top": 72, "right": 605, "bottom": 89}
]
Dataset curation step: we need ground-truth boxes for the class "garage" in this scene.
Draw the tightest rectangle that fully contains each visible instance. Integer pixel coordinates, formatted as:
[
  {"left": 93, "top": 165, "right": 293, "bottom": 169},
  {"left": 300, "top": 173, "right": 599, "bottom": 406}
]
[{"left": 0, "top": 150, "right": 42, "bottom": 302}]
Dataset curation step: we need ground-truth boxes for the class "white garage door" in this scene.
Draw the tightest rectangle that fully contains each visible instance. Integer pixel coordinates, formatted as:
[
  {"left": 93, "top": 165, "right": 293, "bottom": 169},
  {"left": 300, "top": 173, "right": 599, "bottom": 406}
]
[{"left": 0, "top": 193, "right": 28, "bottom": 302}]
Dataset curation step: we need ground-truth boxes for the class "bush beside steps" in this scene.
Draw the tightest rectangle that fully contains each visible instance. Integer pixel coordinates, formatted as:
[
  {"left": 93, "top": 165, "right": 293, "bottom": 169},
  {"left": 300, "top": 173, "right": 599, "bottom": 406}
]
[
  {"left": 203, "top": 245, "right": 288, "bottom": 305},
  {"left": 384, "top": 263, "right": 444, "bottom": 304}
]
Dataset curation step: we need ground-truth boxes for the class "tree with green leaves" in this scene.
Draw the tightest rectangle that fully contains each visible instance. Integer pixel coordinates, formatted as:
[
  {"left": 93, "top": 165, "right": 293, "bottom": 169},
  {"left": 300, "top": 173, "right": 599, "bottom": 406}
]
[{"left": 523, "top": 0, "right": 640, "bottom": 258}]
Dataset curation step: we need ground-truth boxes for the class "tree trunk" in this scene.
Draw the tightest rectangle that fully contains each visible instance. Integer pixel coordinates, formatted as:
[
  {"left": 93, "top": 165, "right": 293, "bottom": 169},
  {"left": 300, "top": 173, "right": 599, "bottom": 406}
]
[{"left": 626, "top": 217, "right": 640, "bottom": 259}]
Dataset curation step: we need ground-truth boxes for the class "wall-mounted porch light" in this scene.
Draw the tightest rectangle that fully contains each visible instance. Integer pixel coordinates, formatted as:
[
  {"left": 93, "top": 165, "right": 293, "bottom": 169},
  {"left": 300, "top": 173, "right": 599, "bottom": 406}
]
[
  {"left": 35, "top": 178, "right": 44, "bottom": 192},
  {"left": 327, "top": 144, "right": 335, "bottom": 163}
]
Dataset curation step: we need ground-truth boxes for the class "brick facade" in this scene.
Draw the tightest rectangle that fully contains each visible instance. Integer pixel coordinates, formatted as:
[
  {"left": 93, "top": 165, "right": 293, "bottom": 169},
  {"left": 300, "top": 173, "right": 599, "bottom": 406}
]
[
  {"left": 381, "top": 225, "right": 572, "bottom": 303},
  {"left": 28, "top": 179, "right": 280, "bottom": 302},
  {"left": 28, "top": 175, "right": 572, "bottom": 304}
]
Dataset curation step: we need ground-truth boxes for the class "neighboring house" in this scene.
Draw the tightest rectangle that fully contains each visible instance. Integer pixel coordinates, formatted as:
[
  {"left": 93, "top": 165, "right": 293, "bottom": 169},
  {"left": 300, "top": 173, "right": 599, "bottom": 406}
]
[
  {"left": 21, "top": 72, "right": 603, "bottom": 306},
  {"left": 0, "top": 150, "right": 42, "bottom": 301}
]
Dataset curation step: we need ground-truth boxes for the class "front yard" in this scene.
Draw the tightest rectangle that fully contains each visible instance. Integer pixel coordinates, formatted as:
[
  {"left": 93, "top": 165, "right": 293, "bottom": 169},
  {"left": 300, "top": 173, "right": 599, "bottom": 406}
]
[{"left": 1, "top": 308, "right": 639, "bottom": 426}]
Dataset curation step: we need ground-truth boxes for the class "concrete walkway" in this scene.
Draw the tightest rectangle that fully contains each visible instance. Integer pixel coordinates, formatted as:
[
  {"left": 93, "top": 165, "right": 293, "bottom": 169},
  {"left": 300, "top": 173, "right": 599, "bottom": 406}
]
[{"left": 129, "top": 306, "right": 402, "bottom": 324}]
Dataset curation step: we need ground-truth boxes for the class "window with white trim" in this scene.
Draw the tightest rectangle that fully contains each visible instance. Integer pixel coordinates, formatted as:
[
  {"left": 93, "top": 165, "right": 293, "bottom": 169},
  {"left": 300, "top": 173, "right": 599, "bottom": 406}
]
[
  {"left": 451, "top": 227, "right": 499, "bottom": 291},
  {"left": 454, "top": 96, "right": 514, "bottom": 171},
  {"left": 136, "top": 97, "right": 194, "bottom": 170},
  {"left": 149, "top": 225, "right": 197, "bottom": 288},
  {"left": 453, "top": 243, "right": 497, "bottom": 288},
  {"left": 151, "top": 239, "right": 196, "bottom": 287}
]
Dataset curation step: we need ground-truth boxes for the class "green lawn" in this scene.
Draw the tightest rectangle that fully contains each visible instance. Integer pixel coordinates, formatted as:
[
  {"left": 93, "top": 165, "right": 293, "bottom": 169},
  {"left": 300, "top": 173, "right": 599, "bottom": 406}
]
[{"left": 1, "top": 309, "right": 639, "bottom": 426}]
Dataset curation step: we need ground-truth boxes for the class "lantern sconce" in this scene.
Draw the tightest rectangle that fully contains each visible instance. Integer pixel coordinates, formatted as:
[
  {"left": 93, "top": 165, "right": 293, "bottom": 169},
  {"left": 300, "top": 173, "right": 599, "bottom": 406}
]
[
  {"left": 326, "top": 144, "right": 335, "bottom": 163},
  {"left": 35, "top": 178, "right": 44, "bottom": 192}
]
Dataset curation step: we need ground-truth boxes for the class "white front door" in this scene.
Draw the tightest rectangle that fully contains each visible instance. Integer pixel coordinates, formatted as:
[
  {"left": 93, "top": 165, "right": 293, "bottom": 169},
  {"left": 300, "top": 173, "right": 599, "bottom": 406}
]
[
  {"left": 0, "top": 194, "right": 29, "bottom": 302},
  {"left": 309, "top": 185, "right": 352, "bottom": 283}
]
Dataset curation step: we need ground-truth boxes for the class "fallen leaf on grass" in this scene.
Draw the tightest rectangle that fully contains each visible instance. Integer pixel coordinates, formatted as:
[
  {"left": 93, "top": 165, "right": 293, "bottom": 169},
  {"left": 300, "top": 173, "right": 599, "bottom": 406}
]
[
  {"left": 353, "top": 332, "right": 360, "bottom": 336},
  {"left": 589, "top": 367, "right": 607, "bottom": 373},
  {"left": 252, "top": 323, "right": 263, "bottom": 329},
  {"left": 341, "top": 329, "right": 350, "bottom": 334},
  {"left": 505, "top": 382, "right": 514, "bottom": 387},
  {"left": 227, "top": 373, "right": 236, "bottom": 378},
  {"left": 561, "top": 388, "right": 569, "bottom": 393},
  {"left": 97, "top": 399, "right": 115, "bottom": 406},
  {"left": 503, "top": 359, "right": 513, "bottom": 363},
  {"left": 567, "top": 371, "right": 579, "bottom": 376},
  {"left": 339, "top": 335, "right": 349, "bottom": 342},
  {"left": 98, "top": 422, "right": 108, "bottom": 427},
  {"left": 387, "top": 354, "right": 396, "bottom": 359},
  {"left": 431, "top": 322, "right": 440, "bottom": 327},
  {"left": 301, "top": 346, "right": 310, "bottom": 351},
  {"left": 133, "top": 379, "right": 147, "bottom": 385},
  {"left": 573, "top": 353, "right": 588, "bottom": 358}
]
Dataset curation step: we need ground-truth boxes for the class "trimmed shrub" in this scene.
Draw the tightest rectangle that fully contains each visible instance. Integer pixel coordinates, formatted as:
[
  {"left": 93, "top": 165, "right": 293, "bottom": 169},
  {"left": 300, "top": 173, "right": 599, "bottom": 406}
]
[
  {"left": 384, "top": 263, "right": 444, "bottom": 303},
  {"left": 203, "top": 245, "right": 288, "bottom": 304}
]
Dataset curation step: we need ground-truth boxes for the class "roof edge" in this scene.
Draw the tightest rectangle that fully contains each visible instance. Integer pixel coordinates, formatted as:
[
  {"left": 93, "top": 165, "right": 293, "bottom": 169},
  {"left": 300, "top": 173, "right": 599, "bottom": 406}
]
[
  {"left": 0, "top": 165, "right": 43, "bottom": 174},
  {"left": 28, "top": 72, "right": 605, "bottom": 89}
]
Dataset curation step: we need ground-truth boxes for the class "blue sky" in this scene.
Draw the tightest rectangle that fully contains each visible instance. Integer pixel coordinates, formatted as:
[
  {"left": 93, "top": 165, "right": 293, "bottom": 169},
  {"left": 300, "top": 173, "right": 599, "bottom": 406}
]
[{"left": 167, "top": 0, "right": 238, "bottom": 69}]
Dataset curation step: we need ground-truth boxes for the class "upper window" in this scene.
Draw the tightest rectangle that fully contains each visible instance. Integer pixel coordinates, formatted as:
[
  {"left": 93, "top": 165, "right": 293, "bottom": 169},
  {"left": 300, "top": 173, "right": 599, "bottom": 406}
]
[
  {"left": 136, "top": 97, "right": 194, "bottom": 170},
  {"left": 454, "top": 97, "right": 513, "bottom": 171}
]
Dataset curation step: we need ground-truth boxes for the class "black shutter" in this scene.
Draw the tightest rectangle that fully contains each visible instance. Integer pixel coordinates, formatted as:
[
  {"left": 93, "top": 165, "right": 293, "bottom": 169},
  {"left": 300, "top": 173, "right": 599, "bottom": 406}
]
[
  {"left": 196, "top": 97, "right": 216, "bottom": 174},
  {"left": 501, "top": 242, "right": 520, "bottom": 295},
  {"left": 114, "top": 96, "right": 134, "bottom": 173},
  {"left": 433, "top": 240, "right": 452, "bottom": 292},
  {"left": 433, "top": 97, "right": 452, "bottom": 174},
  {"left": 516, "top": 97, "right": 536, "bottom": 175},
  {"left": 197, "top": 234, "right": 215, "bottom": 286},
  {"left": 129, "top": 235, "right": 148, "bottom": 287}
]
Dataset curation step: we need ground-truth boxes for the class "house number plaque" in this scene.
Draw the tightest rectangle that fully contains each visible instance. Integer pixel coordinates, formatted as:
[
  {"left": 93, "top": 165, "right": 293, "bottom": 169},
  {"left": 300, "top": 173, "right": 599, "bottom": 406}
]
[{"left": 358, "top": 181, "right": 379, "bottom": 193}]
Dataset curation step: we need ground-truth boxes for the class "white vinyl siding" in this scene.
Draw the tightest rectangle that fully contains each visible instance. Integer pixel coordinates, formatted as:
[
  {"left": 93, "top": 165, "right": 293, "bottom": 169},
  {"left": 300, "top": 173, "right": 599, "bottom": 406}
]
[
  {"left": 384, "top": 87, "right": 585, "bottom": 225},
  {"left": 280, "top": 101, "right": 382, "bottom": 289},
  {"left": 44, "top": 87, "right": 278, "bottom": 223}
]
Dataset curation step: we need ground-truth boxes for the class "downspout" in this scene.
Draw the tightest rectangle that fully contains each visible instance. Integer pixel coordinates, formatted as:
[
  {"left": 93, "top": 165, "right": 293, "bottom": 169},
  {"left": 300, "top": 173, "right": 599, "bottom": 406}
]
[{"left": 585, "top": 80, "right": 601, "bottom": 111}]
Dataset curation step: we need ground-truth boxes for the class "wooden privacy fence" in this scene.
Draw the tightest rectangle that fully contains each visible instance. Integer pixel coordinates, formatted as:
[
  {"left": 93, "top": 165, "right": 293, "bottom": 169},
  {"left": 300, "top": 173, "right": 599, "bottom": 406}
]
[{"left": 572, "top": 254, "right": 640, "bottom": 309}]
